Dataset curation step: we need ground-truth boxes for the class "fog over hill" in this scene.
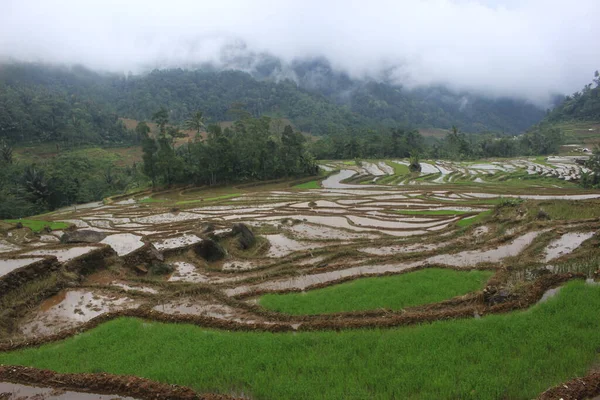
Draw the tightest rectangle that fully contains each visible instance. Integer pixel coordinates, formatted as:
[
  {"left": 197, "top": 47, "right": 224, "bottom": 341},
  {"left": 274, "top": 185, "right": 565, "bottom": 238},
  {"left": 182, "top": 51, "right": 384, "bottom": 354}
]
[{"left": 2, "top": 0, "right": 599, "bottom": 107}]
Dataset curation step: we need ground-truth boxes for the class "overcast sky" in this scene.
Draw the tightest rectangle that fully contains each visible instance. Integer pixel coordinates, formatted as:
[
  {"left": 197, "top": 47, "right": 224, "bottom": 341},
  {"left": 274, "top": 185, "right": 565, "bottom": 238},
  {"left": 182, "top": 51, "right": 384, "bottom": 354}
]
[{"left": 1, "top": 0, "right": 599, "bottom": 105}]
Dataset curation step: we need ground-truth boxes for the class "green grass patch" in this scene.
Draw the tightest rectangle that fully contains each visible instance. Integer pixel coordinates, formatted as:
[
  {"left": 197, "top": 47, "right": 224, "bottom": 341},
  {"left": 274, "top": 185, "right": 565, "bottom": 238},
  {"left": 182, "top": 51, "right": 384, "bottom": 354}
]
[
  {"left": 534, "top": 200, "right": 600, "bottom": 220},
  {"left": 456, "top": 210, "right": 493, "bottom": 228},
  {"left": 3, "top": 219, "right": 70, "bottom": 232},
  {"left": 387, "top": 161, "right": 409, "bottom": 175},
  {"left": 177, "top": 193, "right": 241, "bottom": 205},
  {"left": 293, "top": 180, "right": 320, "bottom": 189},
  {"left": 395, "top": 209, "right": 472, "bottom": 216},
  {"left": 0, "top": 282, "right": 598, "bottom": 399},
  {"left": 259, "top": 268, "right": 493, "bottom": 315}
]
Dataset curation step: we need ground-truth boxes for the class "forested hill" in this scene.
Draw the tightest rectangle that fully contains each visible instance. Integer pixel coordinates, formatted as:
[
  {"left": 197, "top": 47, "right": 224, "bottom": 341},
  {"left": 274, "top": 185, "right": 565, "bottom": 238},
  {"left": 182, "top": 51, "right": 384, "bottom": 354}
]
[
  {"left": 541, "top": 71, "right": 600, "bottom": 123},
  {"left": 0, "top": 62, "right": 545, "bottom": 145}
]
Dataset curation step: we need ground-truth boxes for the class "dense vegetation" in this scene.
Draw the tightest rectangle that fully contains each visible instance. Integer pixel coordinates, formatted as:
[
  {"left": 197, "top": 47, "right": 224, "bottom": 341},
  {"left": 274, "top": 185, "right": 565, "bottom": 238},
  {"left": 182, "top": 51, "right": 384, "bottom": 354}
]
[
  {"left": 310, "top": 125, "right": 565, "bottom": 160},
  {"left": 259, "top": 269, "right": 493, "bottom": 315},
  {"left": 0, "top": 62, "right": 544, "bottom": 142},
  {"left": 544, "top": 71, "right": 600, "bottom": 122},
  {"left": 140, "top": 110, "right": 317, "bottom": 187},
  {"left": 0, "top": 62, "right": 591, "bottom": 218},
  {"left": 1, "top": 281, "right": 598, "bottom": 399},
  {"left": 0, "top": 148, "right": 142, "bottom": 218}
]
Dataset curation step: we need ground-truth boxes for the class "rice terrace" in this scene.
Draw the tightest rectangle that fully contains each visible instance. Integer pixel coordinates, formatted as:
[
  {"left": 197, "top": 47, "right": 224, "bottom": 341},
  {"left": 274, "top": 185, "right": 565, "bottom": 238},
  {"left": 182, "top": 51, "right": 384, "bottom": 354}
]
[{"left": 1, "top": 158, "right": 600, "bottom": 399}]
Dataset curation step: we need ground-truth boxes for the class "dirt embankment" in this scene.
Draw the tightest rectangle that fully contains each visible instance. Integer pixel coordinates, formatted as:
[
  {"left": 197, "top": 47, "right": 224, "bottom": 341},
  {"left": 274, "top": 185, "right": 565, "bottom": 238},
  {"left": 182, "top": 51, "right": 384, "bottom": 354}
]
[
  {"left": 0, "top": 365, "right": 238, "bottom": 400},
  {"left": 0, "top": 272, "right": 583, "bottom": 352},
  {"left": 537, "top": 370, "right": 600, "bottom": 400}
]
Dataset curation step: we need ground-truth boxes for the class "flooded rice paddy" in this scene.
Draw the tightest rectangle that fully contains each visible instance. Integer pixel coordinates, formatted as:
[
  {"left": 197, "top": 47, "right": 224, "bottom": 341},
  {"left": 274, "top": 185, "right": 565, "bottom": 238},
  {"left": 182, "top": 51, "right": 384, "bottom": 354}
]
[{"left": 1, "top": 162, "right": 598, "bottom": 343}]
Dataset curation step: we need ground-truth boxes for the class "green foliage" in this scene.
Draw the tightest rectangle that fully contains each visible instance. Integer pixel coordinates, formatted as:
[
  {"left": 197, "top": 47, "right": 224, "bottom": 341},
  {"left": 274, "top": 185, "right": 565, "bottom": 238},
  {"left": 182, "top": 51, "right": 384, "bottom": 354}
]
[
  {"left": 148, "top": 262, "right": 174, "bottom": 275},
  {"left": 0, "top": 151, "right": 144, "bottom": 219},
  {"left": 408, "top": 152, "right": 421, "bottom": 172},
  {"left": 545, "top": 70, "right": 600, "bottom": 122},
  {"left": 496, "top": 197, "right": 525, "bottom": 208},
  {"left": 140, "top": 114, "right": 317, "bottom": 188},
  {"left": 0, "top": 282, "right": 598, "bottom": 399},
  {"left": 260, "top": 269, "right": 492, "bottom": 315},
  {"left": 176, "top": 193, "right": 241, "bottom": 205},
  {"left": 457, "top": 210, "right": 493, "bottom": 228},
  {"left": 3, "top": 219, "right": 69, "bottom": 232},
  {"left": 581, "top": 146, "right": 600, "bottom": 188},
  {"left": 293, "top": 180, "right": 320, "bottom": 189},
  {"left": 183, "top": 110, "right": 205, "bottom": 137}
]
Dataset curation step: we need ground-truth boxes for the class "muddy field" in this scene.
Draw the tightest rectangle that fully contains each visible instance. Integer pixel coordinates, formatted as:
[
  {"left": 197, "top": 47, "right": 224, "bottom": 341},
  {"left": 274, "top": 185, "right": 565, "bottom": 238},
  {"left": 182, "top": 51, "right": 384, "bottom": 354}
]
[{"left": 1, "top": 159, "right": 599, "bottom": 399}]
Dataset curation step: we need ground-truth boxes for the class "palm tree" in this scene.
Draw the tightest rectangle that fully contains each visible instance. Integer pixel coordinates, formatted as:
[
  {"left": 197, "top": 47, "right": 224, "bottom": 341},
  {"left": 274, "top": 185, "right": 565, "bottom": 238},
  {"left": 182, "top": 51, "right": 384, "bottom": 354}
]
[
  {"left": 1, "top": 140, "right": 13, "bottom": 164},
  {"left": 184, "top": 111, "right": 206, "bottom": 139}
]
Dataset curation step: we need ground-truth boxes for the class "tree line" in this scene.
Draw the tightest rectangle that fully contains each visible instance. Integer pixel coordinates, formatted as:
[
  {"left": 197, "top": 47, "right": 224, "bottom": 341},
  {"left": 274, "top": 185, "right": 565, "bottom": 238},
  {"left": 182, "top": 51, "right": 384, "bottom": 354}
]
[
  {"left": 310, "top": 125, "right": 565, "bottom": 160},
  {"left": 140, "top": 109, "right": 318, "bottom": 187}
]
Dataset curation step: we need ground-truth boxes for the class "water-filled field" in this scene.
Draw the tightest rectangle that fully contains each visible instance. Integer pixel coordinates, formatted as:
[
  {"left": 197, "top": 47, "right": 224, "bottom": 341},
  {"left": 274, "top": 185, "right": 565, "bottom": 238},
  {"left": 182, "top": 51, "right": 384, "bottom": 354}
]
[{"left": 1, "top": 158, "right": 599, "bottom": 399}]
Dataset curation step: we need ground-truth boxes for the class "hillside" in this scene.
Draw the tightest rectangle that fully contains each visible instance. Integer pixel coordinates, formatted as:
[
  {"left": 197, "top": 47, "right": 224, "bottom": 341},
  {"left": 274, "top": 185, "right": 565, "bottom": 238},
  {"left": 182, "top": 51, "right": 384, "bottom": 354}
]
[
  {"left": 531, "top": 71, "right": 600, "bottom": 153},
  {"left": 0, "top": 62, "right": 546, "bottom": 146}
]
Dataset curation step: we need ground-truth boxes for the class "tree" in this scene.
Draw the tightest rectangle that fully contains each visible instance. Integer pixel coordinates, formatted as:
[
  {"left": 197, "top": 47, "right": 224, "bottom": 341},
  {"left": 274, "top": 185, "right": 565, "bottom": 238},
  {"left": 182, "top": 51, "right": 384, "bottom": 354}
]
[
  {"left": 0, "top": 140, "right": 13, "bottom": 164},
  {"left": 581, "top": 145, "right": 600, "bottom": 188},
  {"left": 183, "top": 111, "right": 206, "bottom": 138},
  {"left": 141, "top": 131, "right": 159, "bottom": 187},
  {"left": 135, "top": 121, "right": 151, "bottom": 143},
  {"left": 151, "top": 107, "right": 169, "bottom": 134},
  {"left": 21, "top": 165, "right": 51, "bottom": 204}
]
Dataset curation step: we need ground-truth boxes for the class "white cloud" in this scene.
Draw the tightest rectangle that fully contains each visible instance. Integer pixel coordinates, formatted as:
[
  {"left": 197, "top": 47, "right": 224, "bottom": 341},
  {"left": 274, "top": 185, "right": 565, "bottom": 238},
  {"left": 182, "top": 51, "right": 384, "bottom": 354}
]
[{"left": 1, "top": 0, "right": 599, "bottom": 104}]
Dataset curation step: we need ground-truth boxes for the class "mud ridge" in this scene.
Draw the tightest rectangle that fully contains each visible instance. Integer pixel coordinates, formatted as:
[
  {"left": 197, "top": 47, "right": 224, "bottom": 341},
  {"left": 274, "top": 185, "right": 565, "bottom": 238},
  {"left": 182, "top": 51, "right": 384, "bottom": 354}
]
[
  {"left": 0, "top": 273, "right": 582, "bottom": 352},
  {"left": 0, "top": 365, "right": 237, "bottom": 400},
  {"left": 537, "top": 370, "right": 600, "bottom": 400},
  {"left": 231, "top": 264, "right": 498, "bottom": 300}
]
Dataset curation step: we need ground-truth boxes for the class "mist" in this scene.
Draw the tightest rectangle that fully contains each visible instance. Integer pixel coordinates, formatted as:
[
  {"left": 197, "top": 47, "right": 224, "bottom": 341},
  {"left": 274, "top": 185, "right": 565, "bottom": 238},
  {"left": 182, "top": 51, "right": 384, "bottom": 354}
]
[{"left": 1, "top": 0, "right": 599, "bottom": 105}]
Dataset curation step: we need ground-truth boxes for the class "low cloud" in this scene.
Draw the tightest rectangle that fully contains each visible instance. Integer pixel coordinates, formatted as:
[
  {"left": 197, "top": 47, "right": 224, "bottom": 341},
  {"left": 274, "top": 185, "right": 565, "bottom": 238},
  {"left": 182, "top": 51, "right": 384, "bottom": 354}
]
[{"left": 1, "top": 0, "right": 599, "bottom": 105}]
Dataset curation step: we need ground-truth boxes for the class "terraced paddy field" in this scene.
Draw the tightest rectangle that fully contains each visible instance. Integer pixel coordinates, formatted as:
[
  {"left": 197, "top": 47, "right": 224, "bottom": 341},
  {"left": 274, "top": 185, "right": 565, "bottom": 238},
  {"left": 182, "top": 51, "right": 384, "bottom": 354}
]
[{"left": 0, "top": 158, "right": 599, "bottom": 399}]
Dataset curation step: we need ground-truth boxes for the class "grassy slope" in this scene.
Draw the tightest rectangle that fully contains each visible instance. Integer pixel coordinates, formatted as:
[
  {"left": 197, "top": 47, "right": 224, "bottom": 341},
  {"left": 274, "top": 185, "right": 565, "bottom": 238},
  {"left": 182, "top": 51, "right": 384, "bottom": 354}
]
[
  {"left": 293, "top": 180, "right": 320, "bottom": 189},
  {"left": 1, "top": 282, "right": 598, "bottom": 400},
  {"left": 457, "top": 210, "right": 493, "bottom": 228},
  {"left": 259, "top": 269, "right": 493, "bottom": 315},
  {"left": 2, "top": 219, "right": 69, "bottom": 232}
]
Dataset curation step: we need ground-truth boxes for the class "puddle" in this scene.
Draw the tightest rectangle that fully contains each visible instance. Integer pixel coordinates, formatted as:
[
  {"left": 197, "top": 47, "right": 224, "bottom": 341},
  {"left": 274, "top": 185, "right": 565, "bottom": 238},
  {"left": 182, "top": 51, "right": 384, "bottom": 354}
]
[
  {"left": 419, "top": 163, "right": 440, "bottom": 174},
  {"left": 227, "top": 261, "right": 422, "bottom": 296},
  {"left": 0, "top": 382, "right": 137, "bottom": 399},
  {"left": 222, "top": 260, "right": 258, "bottom": 271},
  {"left": 543, "top": 232, "right": 595, "bottom": 262},
  {"left": 110, "top": 283, "right": 158, "bottom": 294},
  {"left": 297, "top": 256, "right": 327, "bottom": 266},
  {"left": 359, "top": 242, "right": 446, "bottom": 256},
  {"left": 38, "top": 235, "right": 60, "bottom": 243},
  {"left": 425, "top": 231, "right": 544, "bottom": 267},
  {"left": 0, "top": 240, "right": 20, "bottom": 253},
  {"left": 152, "top": 298, "right": 266, "bottom": 325},
  {"left": 347, "top": 215, "right": 445, "bottom": 230},
  {"left": 0, "top": 258, "right": 44, "bottom": 277},
  {"left": 377, "top": 162, "right": 394, "bottom": 175},
  {"left": 21, "top": 290, "right": 140, "bottom": 337},
  {"left": 473, "top": 226, "right": 490, "bottom": 237},
  {"left": 290, "top": 200, "right": 346, "bottom": 209},
  {"left": 362, "top": 162, "right": 386, "bottom": 176},
  {"left": 265, "top": 234, "right": 328, "bottom": 257},
  {"left": 134, "top": 212, "right": 206, "bottom": 224},
  {"left": 100, "top": 233, "right": 144, "bottom": 256},
  {"left": 24, "top": 246, "right": 99, "bottom": 262},
  {"left": 60, "top": 219, "right": 90, "bottom": 228},
  {"left": 285, "top": 223, "right": 379, "bottom": 240},
  {"left": 152, "top": 234, "right": 203, "bottom": 251},
  {"left": 167, "top": 261, "right": 210, "bottom": 283},
  {"left": 538, "top": 287, "right": 562, "bottom": 304}
]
